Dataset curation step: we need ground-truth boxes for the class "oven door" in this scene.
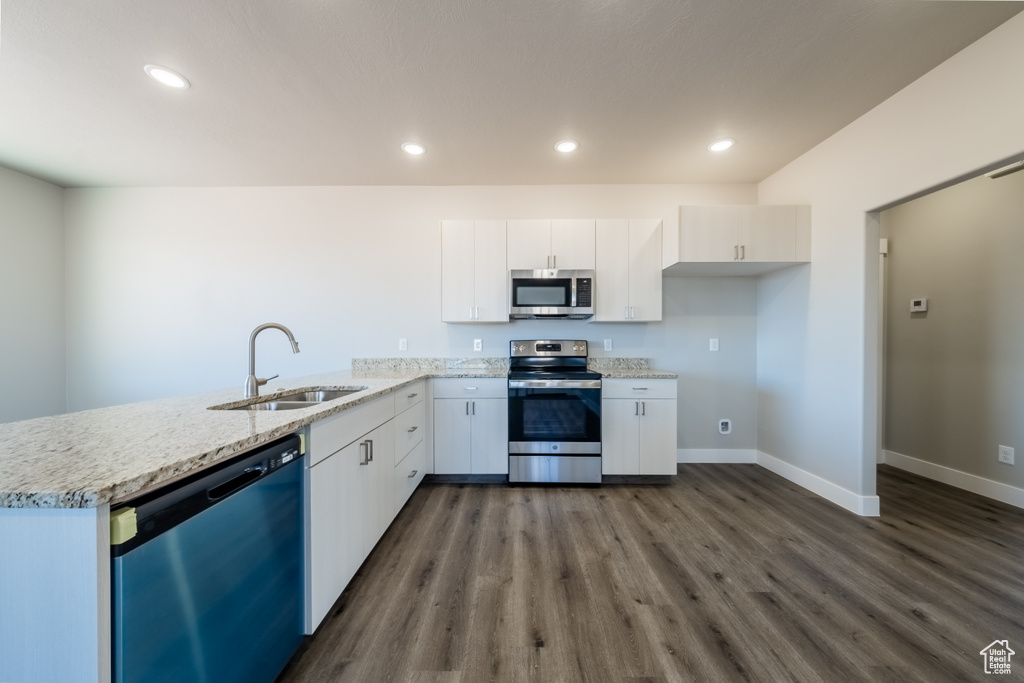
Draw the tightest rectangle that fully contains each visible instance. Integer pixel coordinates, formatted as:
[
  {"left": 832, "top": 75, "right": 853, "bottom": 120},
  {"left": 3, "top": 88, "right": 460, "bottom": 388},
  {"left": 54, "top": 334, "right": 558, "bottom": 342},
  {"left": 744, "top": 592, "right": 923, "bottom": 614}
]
[{"left": 507, "top": 379, "right": 601, "bottom": 454}]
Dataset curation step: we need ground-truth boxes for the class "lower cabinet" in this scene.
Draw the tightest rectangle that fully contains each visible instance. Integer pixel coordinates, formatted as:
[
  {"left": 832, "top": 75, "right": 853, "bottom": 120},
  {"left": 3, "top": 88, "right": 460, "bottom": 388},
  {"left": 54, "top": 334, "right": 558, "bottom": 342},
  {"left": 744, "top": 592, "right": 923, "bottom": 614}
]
[
  {"left": 601, "top": 379, "right": 677, "bottom": 475},
  {"left": 306, "top": 393, "right": 399, "bottom": 633},
  {"left": 433, "top": 398, "right": 508, "bottom": 474}
]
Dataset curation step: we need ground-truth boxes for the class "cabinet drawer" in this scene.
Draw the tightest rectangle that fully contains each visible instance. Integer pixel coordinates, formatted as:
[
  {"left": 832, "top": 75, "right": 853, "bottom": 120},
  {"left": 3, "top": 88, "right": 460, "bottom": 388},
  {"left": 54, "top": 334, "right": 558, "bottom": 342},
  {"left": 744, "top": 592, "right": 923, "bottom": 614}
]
[
  {"left": 395, "top": 380, "right": 425, "bottom": 413},
  {"left": 309, "top": 394, "right": 395, "bottom": 466},
  {"left": 394, "top": 440, "right": 427, "bottom": 515},
  {"left": 602, "top": 378, "right": 677, "bottom": 400},
  {"left": 394, "top": 401, "right": 425, "bottom": 462},
  {"left": 432, "top": 377, "right": 507, "bottom": 399}
]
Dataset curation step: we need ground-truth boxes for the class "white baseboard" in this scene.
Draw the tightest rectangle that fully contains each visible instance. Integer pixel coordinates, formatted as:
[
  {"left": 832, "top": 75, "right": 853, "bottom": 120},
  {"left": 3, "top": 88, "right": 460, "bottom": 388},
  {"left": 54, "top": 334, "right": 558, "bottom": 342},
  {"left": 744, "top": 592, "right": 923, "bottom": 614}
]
[
  {"left": 883, "top": 449, "right": 1024, "bottom": 510},
  {"left": 677, "top": 448, "right": 757, "bottom": 464},
  {"left": 756, "top": 451, "right": 881, "bottom": 517},
  {"left": 877, "top": 449, "right": 886, "bottom": 464},
  {"left": 674, "top": 448, "right": 880, "bottom": 516}
]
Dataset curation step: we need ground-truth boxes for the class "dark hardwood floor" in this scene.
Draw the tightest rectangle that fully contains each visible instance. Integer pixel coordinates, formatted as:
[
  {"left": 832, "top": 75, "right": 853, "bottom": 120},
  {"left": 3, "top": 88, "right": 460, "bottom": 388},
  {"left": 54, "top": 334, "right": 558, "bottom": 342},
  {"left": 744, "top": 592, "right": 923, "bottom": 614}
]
[{"left": 278, "top": 465, "right": 1024, "bottom": 682}]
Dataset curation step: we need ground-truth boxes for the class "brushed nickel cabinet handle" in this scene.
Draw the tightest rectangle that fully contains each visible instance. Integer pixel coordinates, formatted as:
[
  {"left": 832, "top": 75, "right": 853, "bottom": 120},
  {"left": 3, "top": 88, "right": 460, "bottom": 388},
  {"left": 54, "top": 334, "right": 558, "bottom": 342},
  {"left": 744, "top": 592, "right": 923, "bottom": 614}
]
[
  {"left": 407, "top": 426, "right": 418, "bottom": 433},
  {"left": 359, "top": 442, "right": 368, "bottom": 466},
  {"left": 408, "top": 469, "right": 418, "bottom": 478},
  {"left": 734, "top": 245, "right": 739, "bottom": 261},
  {"left": 407, "top": 393, "right": 418, "bottom": 398},
  {"left": 635, "top": 401, "right": 639, "bottom": 416},
  {"left": 368, "top": 439, "right": 374, "bottom": 462},
  {"left": 741, "top": 244, "right": 746, "bottom": 260}
]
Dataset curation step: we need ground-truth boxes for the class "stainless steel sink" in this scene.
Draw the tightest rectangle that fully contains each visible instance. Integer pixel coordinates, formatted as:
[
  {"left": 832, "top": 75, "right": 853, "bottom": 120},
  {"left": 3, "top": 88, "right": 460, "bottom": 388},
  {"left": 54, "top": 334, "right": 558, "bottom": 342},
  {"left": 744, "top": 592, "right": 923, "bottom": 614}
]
[
  {"left": 209, "top": 386, "right": 366, "bottom": 411},
  {"left": 270, "top": 389, "right": 361, "bottom": 403},
  {"left": 241, "top": 401, "right": 319, "bottom": 411}
]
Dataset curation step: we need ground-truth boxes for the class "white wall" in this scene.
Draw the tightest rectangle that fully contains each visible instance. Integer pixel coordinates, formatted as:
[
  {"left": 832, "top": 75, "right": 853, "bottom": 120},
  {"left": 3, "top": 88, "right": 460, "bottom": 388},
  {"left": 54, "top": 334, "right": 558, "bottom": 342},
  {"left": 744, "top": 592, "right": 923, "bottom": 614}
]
[
  {"left": 757, "top": 12, "right": 1024, "bottom": 499},
  {"left": 64, "top": 183, "right": 759, "bottom": 449},
  {"left": 0, "top": 167, "right": 66, "bottom": 423}
]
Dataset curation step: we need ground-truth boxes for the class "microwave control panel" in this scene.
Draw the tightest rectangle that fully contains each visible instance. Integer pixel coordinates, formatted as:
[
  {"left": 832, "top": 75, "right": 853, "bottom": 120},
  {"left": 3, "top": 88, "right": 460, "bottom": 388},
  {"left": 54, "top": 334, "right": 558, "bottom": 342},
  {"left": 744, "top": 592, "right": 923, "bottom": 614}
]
[{"left": 576, "top": 278, "right": 592, "bottom": 307}]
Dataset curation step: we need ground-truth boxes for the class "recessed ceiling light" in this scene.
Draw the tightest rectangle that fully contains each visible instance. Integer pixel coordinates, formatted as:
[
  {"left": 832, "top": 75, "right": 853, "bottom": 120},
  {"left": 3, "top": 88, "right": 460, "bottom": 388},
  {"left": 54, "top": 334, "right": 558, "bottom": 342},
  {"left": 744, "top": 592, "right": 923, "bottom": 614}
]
[
  {"left": 402, "top": 142, "right": 426, "bottom": 156},
  {"left": 708, "top": 138, "right": 735, "bottom": 152},
  {"left": 143, "top": 64, "right": 190, "bottom": 89},
  {"left": 555, "top": 139, "right": 579, "bottom": 153}
]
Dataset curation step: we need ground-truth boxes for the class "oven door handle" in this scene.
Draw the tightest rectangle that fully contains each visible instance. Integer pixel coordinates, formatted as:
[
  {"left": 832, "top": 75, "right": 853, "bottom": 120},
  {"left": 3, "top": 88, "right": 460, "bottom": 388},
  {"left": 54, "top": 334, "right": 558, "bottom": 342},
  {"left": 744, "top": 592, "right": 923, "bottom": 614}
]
[{"left": 508, "top": 379, "right": 602, "bottom": 389}]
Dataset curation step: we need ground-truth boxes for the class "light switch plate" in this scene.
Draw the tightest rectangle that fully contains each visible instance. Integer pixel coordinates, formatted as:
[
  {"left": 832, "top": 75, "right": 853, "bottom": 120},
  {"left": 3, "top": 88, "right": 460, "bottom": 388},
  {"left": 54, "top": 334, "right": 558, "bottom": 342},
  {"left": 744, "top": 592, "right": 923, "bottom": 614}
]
[
  {"left": 398, "top": 338, "right": 407, "bottom": 351},
  {"left": 710, "top": 338, "right": 719, "bottom": 352},
  {"left": 604, "top": 339, "right": 612, "bottom": 351}
]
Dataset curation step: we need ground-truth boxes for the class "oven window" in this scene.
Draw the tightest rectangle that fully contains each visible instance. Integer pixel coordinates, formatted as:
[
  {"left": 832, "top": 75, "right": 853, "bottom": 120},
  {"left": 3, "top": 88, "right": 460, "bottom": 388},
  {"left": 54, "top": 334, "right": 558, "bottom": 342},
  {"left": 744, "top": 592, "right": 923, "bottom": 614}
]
[
  {"left": 512, "top": 278, "right": 571, "bottom": 307},
  {"left": 523, "top": 399, "right": 586, "bottom": 439}
]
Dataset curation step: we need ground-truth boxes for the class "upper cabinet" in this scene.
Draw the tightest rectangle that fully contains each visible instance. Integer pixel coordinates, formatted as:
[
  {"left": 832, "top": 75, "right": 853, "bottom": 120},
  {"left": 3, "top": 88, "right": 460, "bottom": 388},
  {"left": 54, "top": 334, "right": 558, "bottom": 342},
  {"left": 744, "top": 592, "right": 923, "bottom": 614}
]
[
  {"left": 441, "top": 220, "right": 508, "bottom": 323},
  {"left": 662, "top": 205, "right": 811, "bottom": 276},
  {"left": 595, "top": 219, "right": 663, "bottom": 322},
  {"left": 507, "top": 219, "right": 595, "bottom": 270}
]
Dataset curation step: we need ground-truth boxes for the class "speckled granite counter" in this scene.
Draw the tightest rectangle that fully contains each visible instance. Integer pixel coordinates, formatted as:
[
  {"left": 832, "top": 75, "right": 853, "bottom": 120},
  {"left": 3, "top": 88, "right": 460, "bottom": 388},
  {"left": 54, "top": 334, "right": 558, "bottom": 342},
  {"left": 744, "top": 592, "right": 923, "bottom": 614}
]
[
  {"left": 588, "top": 357, "right": 678, "bottom": 379},
  {"left": 0, "top": 362, "right": 506, "bottom": 509}
]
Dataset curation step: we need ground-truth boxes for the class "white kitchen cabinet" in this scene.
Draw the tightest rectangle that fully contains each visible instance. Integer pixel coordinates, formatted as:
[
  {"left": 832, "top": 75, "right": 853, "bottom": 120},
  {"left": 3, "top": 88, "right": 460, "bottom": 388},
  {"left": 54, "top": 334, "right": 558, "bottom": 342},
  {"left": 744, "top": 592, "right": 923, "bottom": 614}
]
[
  {"left": 432, "top": 379, "right": 508, "bottom": 475},
  {"left": 507, "top": 219, "right": 595, "bottom": 270},
  {"left": 441, "top": 220, "right": 507, "bottom": 322},
  {"left": 662, "top": 205, "right": 810, "bottom": 276},
  {"left": 393, "top": 386, "right": 426, "bottom": 516},
  {"left": 308, "top": 437, "right": 363, "bottom": 631},
  {"left": 602, "top": 379, "right": 677, "bottom": 475},
  {"left": 360, "top": 420, "right": 394, "bottom": 557},
  {"left": 433, "top": 398, "right": 508, "bottom": 474},
  {"left": 595, "top": 218, "right": 662, "bottom": 322}
]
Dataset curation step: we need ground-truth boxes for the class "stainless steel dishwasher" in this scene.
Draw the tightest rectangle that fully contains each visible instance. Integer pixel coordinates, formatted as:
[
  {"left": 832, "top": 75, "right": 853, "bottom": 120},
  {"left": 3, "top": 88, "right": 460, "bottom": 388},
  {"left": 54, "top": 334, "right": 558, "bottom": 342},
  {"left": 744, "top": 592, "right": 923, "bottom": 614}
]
[{"left": 110, "top": 434, "right": 304, "bottom": 683}]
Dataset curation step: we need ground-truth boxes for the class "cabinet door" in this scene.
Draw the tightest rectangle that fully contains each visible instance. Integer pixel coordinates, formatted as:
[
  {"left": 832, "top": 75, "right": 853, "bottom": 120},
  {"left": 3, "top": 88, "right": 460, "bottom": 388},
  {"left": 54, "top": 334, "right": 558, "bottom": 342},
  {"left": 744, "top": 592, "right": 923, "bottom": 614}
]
[
  {"left": 601, "top": 399, "right": 639, "bottom": 475},
  {"left": 474, "top": 220, "right": 508, "bottom": 322},
  {"left": 308, "top": 439, "right": 363, "bottom": 632},
  {"left": 551, "top": 219, "right": 595, "bottom": 270},
  {"left": 507, "top": 219, "right": 551, "bottom": 269},
  {"left": 362, "top": 421, "right": 394, "bottom": 558},
  {"left": 470, "top": 398, "right": 508, "bottom": 474},
  {"left": 678, "top": 206, "right": 739, "bottom": 262},
  {"left": 433, "top": 399, "right": 473, "bottom": 474},
  {"left": 595, "top": 219, "right": 630, "bottom": 321},
  {"left": 441, "top": 220, "right": 476, "bottom": 322},
  {"left": 638, "top": 399, "right": 677, "bottom": 475},
  {"left": 740, "top": 206, "right": 796, "bottom": 262},
  {"left": 627, "top": 219, "right": 662, "bottom": 321}
]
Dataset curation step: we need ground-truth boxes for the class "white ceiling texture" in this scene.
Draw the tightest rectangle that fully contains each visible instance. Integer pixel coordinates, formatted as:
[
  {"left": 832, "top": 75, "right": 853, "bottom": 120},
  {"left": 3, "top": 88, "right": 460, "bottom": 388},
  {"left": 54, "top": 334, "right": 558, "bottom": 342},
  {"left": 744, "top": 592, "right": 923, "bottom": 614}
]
[{"left": 1, "top": 0, "right": 1021, "bottom": 188}]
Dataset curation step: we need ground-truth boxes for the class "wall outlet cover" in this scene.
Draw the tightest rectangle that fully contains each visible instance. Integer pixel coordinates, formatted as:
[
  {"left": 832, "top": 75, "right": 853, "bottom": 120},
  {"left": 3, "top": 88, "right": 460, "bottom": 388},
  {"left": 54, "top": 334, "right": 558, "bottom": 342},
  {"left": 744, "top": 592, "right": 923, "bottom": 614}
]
[
  {"left": 710, "top": 338, "right": 719, "bottom": 352},
  {"left": 999, "top": 445, "right": 1014, "bottom": 465},
  {"left": 718, "top": 419, "right": 732, "bottom": 435},
  {"left": 398, "top": 338, "right": 408, "bottom": 351},
  {"left": 604, "top": 339, "right": 612, "bottom": 351},
  {"left": 473, "top": 339, "right": 482, "bottom": 352}
]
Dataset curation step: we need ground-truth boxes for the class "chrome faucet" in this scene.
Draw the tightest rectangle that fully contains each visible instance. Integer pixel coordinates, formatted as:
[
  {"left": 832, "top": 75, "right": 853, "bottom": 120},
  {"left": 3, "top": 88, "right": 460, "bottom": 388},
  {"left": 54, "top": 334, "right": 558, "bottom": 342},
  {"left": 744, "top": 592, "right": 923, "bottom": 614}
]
[{"left": 244, "top": 323, "right": 300, "bottom": 398}]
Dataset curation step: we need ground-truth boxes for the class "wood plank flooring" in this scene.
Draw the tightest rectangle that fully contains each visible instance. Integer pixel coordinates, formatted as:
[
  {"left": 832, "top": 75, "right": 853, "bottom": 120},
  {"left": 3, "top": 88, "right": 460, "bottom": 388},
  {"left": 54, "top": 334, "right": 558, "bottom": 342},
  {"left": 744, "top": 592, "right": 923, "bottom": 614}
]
[{"left": 278, "top": 465, "right": 1024, "bottom": 682}]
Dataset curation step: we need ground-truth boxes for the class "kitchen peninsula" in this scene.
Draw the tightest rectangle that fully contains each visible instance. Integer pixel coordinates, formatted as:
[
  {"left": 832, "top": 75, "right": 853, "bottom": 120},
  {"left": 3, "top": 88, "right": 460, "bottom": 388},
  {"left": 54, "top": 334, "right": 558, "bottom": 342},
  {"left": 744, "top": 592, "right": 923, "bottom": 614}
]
[{"left": 0, "top": 357, "right": 676, "bottom": 682}]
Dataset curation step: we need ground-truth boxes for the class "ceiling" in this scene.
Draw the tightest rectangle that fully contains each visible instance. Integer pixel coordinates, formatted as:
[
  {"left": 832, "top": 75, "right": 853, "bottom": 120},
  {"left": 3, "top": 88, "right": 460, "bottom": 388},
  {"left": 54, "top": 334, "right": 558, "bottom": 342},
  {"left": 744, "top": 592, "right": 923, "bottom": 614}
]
[{"left": 1, "top": 0, "right": 1021, "bottom": 188}]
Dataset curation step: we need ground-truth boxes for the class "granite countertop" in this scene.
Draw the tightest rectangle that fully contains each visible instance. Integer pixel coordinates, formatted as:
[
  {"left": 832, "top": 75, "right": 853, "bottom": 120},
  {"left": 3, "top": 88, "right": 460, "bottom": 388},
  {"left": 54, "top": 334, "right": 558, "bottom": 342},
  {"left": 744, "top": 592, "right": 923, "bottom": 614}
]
[
  {"left": 0, "top": 356, "right": 672, "bottom": 509},
  {"left": 0, "top": 361, "right": 506, "bottom": 510}
]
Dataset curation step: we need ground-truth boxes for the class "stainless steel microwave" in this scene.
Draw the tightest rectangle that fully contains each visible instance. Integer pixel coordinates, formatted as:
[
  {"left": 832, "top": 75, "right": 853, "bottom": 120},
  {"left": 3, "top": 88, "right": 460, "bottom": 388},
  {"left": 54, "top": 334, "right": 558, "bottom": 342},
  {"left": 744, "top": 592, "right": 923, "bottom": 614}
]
[{"left": 508, "top": 269, "right": 595, "bottom": 319}]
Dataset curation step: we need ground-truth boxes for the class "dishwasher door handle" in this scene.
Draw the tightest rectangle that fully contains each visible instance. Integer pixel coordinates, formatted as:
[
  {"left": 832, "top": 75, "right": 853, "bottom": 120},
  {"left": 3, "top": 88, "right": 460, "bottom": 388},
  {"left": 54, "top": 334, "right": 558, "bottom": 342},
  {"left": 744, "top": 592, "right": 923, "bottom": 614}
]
[{"left": 207, "top": 466, "right": 264, "bottom": 501}]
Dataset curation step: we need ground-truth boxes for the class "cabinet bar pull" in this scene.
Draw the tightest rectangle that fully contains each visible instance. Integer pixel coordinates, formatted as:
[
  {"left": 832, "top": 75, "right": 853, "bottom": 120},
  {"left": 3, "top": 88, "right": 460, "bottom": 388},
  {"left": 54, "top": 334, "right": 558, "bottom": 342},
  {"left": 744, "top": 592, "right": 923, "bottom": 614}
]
[
  {"left": 552, "top": 254, "right": 557, "bottom": 268},
  {"left": 472, "top": 401, "right": 476, "bottom": 415},
  {"left": 633, "top": 387, "right": 648, "bottom": 390},
  {"left": 359, "top": 441, "right": 369, "bottom": 466},
  {"left": 407, "top": 393, "right": 418, "bottom": 398},
  {"left": 734, "top": 245, "right": 739, "bottom": 261},
  {"left": 624, "top": 306, "right": 629, "bottom": 320},
  {"left": 740, "top": 245, "right": 745, "bottom": 260},
  {"left": 465, "top": 387, "right": 478, "bottom": 390},
  {"left": 466, "top": 401, "right": 470, "bottom": 415},
  {"left": 368, "top": 439, "right": 374, "bottom": 462},
  {"left": 408, "top": 470, "right": 418, "bottom": 478},
  {"left": 641, "top": 401, "right": 646, "bottom": 416},
  {"left": 407, "top": 426, "right": 418, "bottom": 433},
  {"left": 635, "top": 401, "right": 639, "bottom": 416},
  {"left": 630, "top": 306, "right": 635, "bottom": 319}
]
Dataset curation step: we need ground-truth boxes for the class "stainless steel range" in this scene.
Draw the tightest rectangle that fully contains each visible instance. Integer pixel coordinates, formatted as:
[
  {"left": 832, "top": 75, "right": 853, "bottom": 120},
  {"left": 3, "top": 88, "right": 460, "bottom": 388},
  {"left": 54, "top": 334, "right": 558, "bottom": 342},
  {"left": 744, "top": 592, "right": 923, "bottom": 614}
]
[{"left": 508, "top": 340, "right": 602, "bottom": 484}]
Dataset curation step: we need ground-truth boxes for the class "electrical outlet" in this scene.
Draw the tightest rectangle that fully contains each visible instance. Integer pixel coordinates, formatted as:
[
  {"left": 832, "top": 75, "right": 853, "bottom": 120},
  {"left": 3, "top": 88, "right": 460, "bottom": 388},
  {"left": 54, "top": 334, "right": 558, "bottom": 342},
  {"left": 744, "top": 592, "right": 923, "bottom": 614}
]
[
  {"left": 718, "top": 419, "right": 732, "bottom": 435},
  {"left": 710, "top": 338, "right": 719, "bottom": 352},
  {"left": 998, "top": 445, "right": 1014, "bottom": 465},
  {"left": 473, "top": 339, "right": 482, "bottom": 352},
  {"left": 398, "top": 338, "right": 407, "bottom": 351},
  {"left": 604, "top": 339, "right": 612, "bottom": 351}
]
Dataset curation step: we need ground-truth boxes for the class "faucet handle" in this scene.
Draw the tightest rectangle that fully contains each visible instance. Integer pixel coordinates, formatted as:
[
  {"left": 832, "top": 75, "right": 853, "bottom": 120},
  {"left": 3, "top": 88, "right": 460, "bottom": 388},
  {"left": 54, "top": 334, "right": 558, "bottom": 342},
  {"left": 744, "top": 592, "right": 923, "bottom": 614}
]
[{"left": 257, "top": 374, "right": 279, "bottom": 387}]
